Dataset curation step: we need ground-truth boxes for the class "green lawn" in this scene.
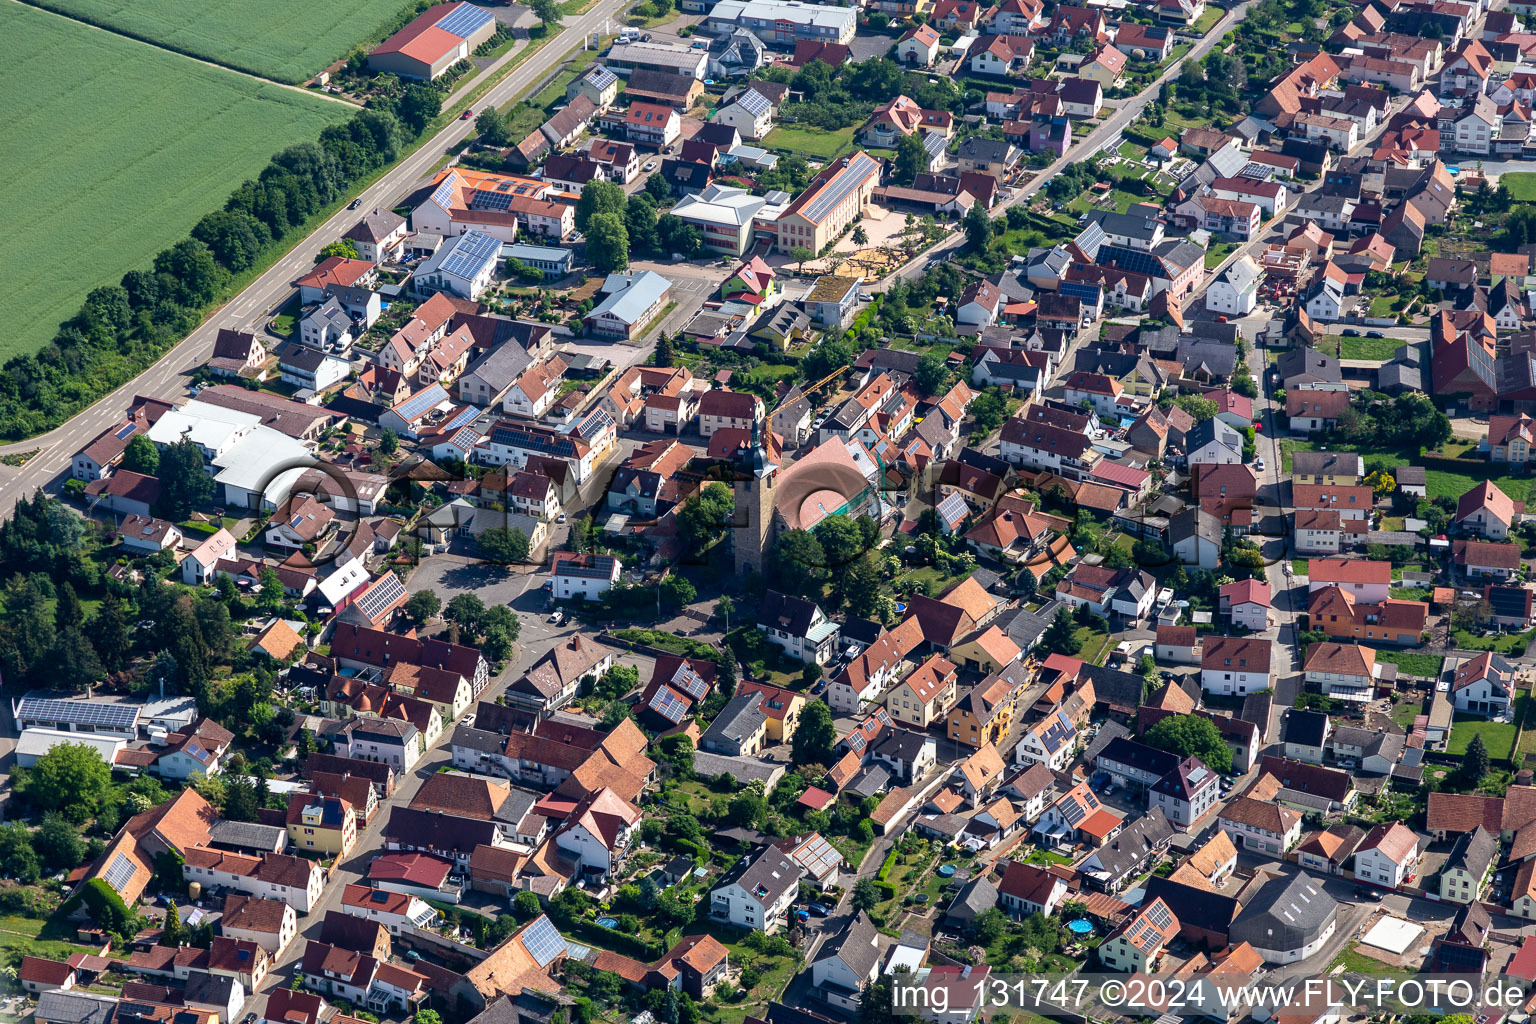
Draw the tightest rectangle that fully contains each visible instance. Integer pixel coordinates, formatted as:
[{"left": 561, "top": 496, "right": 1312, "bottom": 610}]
[
  {"left": 1390, "top": 700, "right": 1423, "bottom": 730},
  {"left": 1290, "top": 559, "right": 1308, "bottom": 576},
  {"left": 1503, "top": 172, "right": 1536, "bottom": 201},
  {"left": 1205, "top": 241, "right": 1239, "bottom": 269},
  {"left": 1374, "top": 651, "right": 1444, "bottom": 678},
  {"left": 1340, "top": 336, "right": 1408, "bottom": 360},
  {"left": 762, "top": 124, "right": 857, "bottom": 160},
  {"left": 1330, "top": 942, "right": 1398, "bottom": 974},
  {"left": 1389, "top": 587, "right": 1430, "bottom": 601},
  {"left": 1076, "top": 627, "right": 1115, "bottom": 666},
  {"left": 1190, "top": 5, "right": 1225, "bottom": 33},
  {"left": 0, "top": 914, "right": 115, "bottom": 966},
  {"left": 1448, "top": 715, "right": 1518, "bottom": 762},
  {"left": 24, "top": 0, "right": 416, "bottom": 82},
  {"left": 1452, "top": 627, "right": 1534, "bottom": 652},
  {"left": 0, "top": 4, "right": 349, "bottom": 360},
  {"left": 1426, "top": 466, "right": 1533, "bottom": 502}
]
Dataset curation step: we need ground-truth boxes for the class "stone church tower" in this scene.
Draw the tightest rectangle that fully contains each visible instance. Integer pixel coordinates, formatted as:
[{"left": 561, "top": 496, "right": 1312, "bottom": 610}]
[{"left": 733, "top": 406, "right": 778, "bottom": 576}]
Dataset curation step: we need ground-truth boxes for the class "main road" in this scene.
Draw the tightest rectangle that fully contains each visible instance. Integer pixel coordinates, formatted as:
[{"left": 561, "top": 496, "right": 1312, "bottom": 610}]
[{"left": 0, "top": 0, "right": 629, "bottom": 510}]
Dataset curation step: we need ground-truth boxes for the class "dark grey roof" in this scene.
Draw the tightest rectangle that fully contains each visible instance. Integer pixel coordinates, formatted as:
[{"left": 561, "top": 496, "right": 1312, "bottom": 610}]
[
  {"left": 957, "top": 137, "right": 1016, "bottom": 163},
  {"left": 1081, "top": 664, "right": 1147, "bottom": 710},
  {"left": 1083, "top": 806, "right": 1173, "bottom": 883},
  {"left": 1289, "top": 450, "right": 1363, "bottom": 477},
  {"left": 718, "top": 846, "right": 803, "bottom": 908},
  {"left": 1097, "top": 736, "right": 1181, "bottom": 778},
  {"left": 700, "top": 693, "right": 769, "bottom": 752},
  {"left": 1275, "top": 346, "right": 1342, "bottom": 384},
  {"left": 1170, "top": 507, "right": 1222, "bottom": 546},
  {"left": 1230, "top": 871, "right": 1338, "bottom": 951},
  {"left": 207, "top": 819, "right": 287, "bottom": 852},
  {"left": 1091, "top": 209, "right": 1164, "bottom": 243},
  {"left": 35, "top": 992, "right": 117, "bottom": 1024},
  {"left": 872, "top": 727, "right": 931, "bottom": 765},
  {"left": 758, "top": 590, "right": 823, "bottom": 637},
  {"left": 1283, "top": 708, "right": 1330, "bottom": 748},
  {"left": 945, "top": 875, "right": 999, "bottom": 924},
  {"left": 1144, "top": 875, "right": 1241, "bottom": 936},
  {"left": 1175, "top": 338, "right": 1238, "bottom": 378},
  {"left": 847, "top": 763, "right": 891, "bottom": 799},
  {"left": 692, "top": 751, "right": 785, "bottom": 787},
  {"left": 464, "top": 342, "right": 535, "bottom": 393},
  {"left": 1445, "top": 825, "right": 1497, "bottom": 880},
  {"left": 813, "top": 910, "right": 882, "bottom": 980},
  {"left": 1239, "top": 692, "right": 1272, "bottom": 740},
  {"left": 184, "top": 973, "right": 241, "bottom": 1008},
  {"left": 1186, "top": 416, "right": 1241, "bottom": 453},
  {"left": 1080, "top": 720, "right": 1130, "bottom": 764},
  {"left": 345, "top": 207, "right": 406, "bottom": 244}
]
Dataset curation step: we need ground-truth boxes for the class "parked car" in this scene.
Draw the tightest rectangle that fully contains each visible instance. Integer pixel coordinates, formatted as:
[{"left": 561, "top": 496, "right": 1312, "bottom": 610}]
[
  {"left": 1353, "top": 887, "right": 1383, "bottom": 902},
  {"left": 1367, "top": 331, "right": 1384, "bottom": 338},
  {"left": 548, "top": 610, "right": 564, "bottom": 624},
  {"left": 644, "top": 160, "right": 657, "bottom": 172},
  {"left": 809, "top": 903, "right": 831, "bottom": 917},
  {"left": 1342, "top": 328, "right": 1360, "bottom": 336}
]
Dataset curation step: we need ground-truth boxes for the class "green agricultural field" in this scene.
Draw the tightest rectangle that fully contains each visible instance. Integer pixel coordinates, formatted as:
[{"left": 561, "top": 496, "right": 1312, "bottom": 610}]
[
  {"left": 1503, "top": 172, "right": 1536, "bottom": 202},
  {"left": 1, "top": 5, "right": 348, "bottom": 359},
  {"left": 25, "top": 0, "right": 416, "bottom": 82}
]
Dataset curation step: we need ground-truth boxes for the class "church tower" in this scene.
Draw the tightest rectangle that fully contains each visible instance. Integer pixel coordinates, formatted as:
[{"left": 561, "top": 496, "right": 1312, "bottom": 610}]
[{"left": 733, "top": 401, "right": 777, "bottom": 576}]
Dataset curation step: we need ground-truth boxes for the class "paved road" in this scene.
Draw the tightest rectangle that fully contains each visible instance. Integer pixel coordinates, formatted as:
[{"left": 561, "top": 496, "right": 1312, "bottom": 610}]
[
  {"left": 875, "top": 0, "right": 1259, "bottom": 292},
  {"left": 0, "top": 0, "right": 631, "bottom": 511}
]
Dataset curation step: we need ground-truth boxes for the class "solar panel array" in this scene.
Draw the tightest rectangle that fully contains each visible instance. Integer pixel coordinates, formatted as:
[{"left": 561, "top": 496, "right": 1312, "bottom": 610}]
[
  {"left": 115, "top": 422, "right": 140, "bottom": 441},
  {"left": 395, "top": 384, "right": 450, "bottom": 423},
  {"left": 521, "top": 915, "right": 565, "bottom": 966},
  {"left": 437, "top": 3, "right": 494, "bottom": 38},
  {"left": 103, "top": 852, "right": 138, "bottom": 893},
  {"left": 585, "top": 65, "right": 618, "bottom": 89},
  {"left": 801, "top": 153, "right": 878, "bottom": 224},
  {"left": 671, "top": 662, "right": 709, "bottom": 701},
  {"left": 795, "top": 834, "right": 842, "bottom": 877},
  {"left": 430, "top": 172, "right": 462, "bottom": 210},
  {"left": 470, "top": 188, "right": 514, "bottom": 212},
  {"left": 648, "top": 685, "right": 689, "bottom": 724},
  {"left": 442, "top": 231, "right": 502, "bottom": 279},
  {"left": 1143, "top": 899, "right": 1174, "bottom": 931},
  {"left": 355, "top": 573, "right": 407, "bottom": 623},
  {"left": 1059, "top": 794, "right": 1089, "bottom": 826},
  {"left": 18, "top": 698, "right": 140, "bottom": 731},
  {"left": 735, "top": 89, "right": 771, "bottom": 118},
  {"left": 445, "top": 405, "right": 480, "bottom": 432},
  {"left": 935, "top": 492, "right": 968, "bottom": 528}
]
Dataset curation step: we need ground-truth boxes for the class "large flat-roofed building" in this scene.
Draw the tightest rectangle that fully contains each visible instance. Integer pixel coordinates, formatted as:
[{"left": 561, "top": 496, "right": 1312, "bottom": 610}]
[
  {"left": 706, "top": 0, "right": 858, "bottom": 45},
  {"left": 368, "top": 2, "right": 498, "bottom": 80},
  {"left": 772, "top": 152, "right": 881, "bottom": 254},
  {"left": 501, "top": 243, "right": 573, "bottom": 280},
  {"left": 603, "top": 41, "right": 708, "bottom": 79}
]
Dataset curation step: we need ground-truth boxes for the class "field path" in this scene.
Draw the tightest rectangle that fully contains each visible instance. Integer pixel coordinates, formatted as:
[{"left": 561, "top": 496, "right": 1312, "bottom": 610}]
[{"left": 6, "top": 0, "right": 360, "bottom": 105}]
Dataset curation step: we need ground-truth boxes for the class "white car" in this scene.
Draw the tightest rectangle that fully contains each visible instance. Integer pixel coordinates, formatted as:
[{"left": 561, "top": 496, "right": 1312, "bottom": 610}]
[
  {"left": 644, "top": 160, "right": 657, "bottom": 172},
  {"left": 557, "top": 513, "right": 567, "bottom": 524},
  {"left": 1255, "top": 456, "right": 1265, "bottom": 471},
  {"left": 548, "top": 610, "right": 564, "bottom": 624}
]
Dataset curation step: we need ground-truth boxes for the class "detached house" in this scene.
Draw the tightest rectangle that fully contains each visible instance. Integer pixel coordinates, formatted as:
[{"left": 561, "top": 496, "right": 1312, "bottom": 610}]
[
  {"left": 757, "top": 590, "right": 841, "bottom": 665},
  {"left": 1353, "top": 823, "right": 1420, "bottom": 890},
  {"left": 1200, "top": 637, "right": 1271, "bottom": 696}
]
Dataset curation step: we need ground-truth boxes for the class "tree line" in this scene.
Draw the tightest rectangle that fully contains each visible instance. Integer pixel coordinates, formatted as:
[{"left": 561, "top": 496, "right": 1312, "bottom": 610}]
[{"left": 0, "top": 85, "right": 448, "bottom": 440}]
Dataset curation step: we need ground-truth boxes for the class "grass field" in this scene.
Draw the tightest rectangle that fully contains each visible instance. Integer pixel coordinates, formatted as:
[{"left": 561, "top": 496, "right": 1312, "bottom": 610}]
[
  {"left": 1, "top": 4, "right": 348, "bottom": 359},
  {"left": 1374, "top": 650, "right": 1444, "bottom": 677},
  {"left": 763, "top": 124, "right": 857, "bottom": 160},
  {"left": 1340, "top": 336, "right": 1408, "bottom": 360},
  {"left": 1449, "top": 714, "right": 1517, "bottom": 761},
  {"left": 1330, "top": 943, "right": 1398, "bottom": 974},
  {"left": 1504, "top": 173, "right": 1536, "bottom": 201},
  {"left": 25, "top": 0, "right": 416, "bottom": 82}
]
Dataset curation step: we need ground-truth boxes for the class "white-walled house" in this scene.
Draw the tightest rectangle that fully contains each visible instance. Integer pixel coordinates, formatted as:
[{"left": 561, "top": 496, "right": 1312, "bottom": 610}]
[
  {"left": 1205, "top": 255, "right": 1259, "bottom": 316},
  {"left": 1200, "top": 637, "right": 1271, "bottom": 696},
  {"left": 1451, "top": 651, "right": 1514, "bottom": 715},
  {"left": 1352, "top": 823, "right": 1420, "bottom": 890}
]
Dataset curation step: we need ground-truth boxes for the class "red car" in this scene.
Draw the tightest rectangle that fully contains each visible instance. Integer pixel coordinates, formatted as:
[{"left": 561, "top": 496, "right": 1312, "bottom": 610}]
[
  {"left": 1253, "top": 421, "right": 1264, "bottom": 432},
  {"left": 461, "top": 108, "right": 474, "bottom": 119}
]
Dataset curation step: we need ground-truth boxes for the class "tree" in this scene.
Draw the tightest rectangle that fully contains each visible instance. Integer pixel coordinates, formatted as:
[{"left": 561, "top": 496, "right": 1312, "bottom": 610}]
[
  {"left": 893, "top": 133, "right": 927, "bottom": 186},
  {"left": 964, "top": 202, "right": 993, "bottom": 251},
  {"left": 414, "top": 1012, "right": 443, "bottom": 1024},
  {"left": 717, "top": 594, "right": 736, "bottom": 632},
  {"left": 223, "top": 776, "right": 260, "bottom": 822},
  {"left": 122, "top": 434, "right": 159, "bottom": 475},
  {"left": 480, "top": 526, "right": 531, "bottom": 563},
  {"left": 55, "top": 582, "right": 83, "bottom": 632},
  {"left": 315, "top": 240, "right": 359, "bottom": 263},
  {"left": 32, "top": 814, "right": 83, "bottom": 868},
  {"left": 852, "top": 225, "right": 869, "bottom": 246},
  {"left": 514, "top": 890, "right": 543, "bottom": 919},
  {"left": 1366, "top": 469, "right": 1396, "bottom": 498},
  {"left": 1143, "top": 713, "right": 1232, "bottom": 773},
  {"left": 379, "top": 428, "right": 399, "bottom": 455},
  {"left": 405, "top": 590, "right": 441, "bottom": 625},
  {"left": 626, "top": 195, "right": 660, "bottom": 258},
  {"left": 576, "top": 181, "right": 627, "bottom": 233},
  {"left": 727, "top": 789, "right": 768, "bottom": 828},
  {"left": 156, "top": 438, "right": 215, "bottom": 518},
  {"left": 529, "top": 0, "right": 561, "bottom": 27},
  {"left": 969, "top": 391, "right": 1007, "bottom": 435},
  {"left": 162, "top": 900, "right": 184, "bottom": 947},
  {"left": 88, "top": 594, "right": 132, "bottom": 671},
  {"left": 677, "top": 483, "right": 734, "bottom": 558},
  {"left": 843, "top": 553, "right": 885, "bottom": 619},
  {"left": 257, "top": 567, "right": 286, "bottom": 615},
  {"left": 0, "top": 825, "right": 40, "bottom": 884},
  {"left": 790, "top": 700, "right": 838, "bottom": 766},
  {"left": 654, "top": 332, "right": 675, "bottom": 368},
  {"left": 155, "top": 239, "right": 226, "bottom": 307},
  {"left": 851, "top": 878, "right": 882, "bottom": 911},
  {"left": 973, "top": 907, "right": 1007, "bottom": 943},
  {"left": 1041, "top": 606, "right": 1083, "bottom": 656},
  {"left": 446, "top": 593, "right": 487, "bottom": 638},
  {"left": 914, "top": 352, "right": 947, "bottom": 396},
  {"left": 25, "top": 742, "right": 111, "bottom": 822},
  {"left": 1173, "top": 393, "right": 1218, "bottom": 422},
  {"left": 645, "top": 171, "right": 672, "bottom": 203},
  {"left": 1461, "top": 732, "right": 1490, "bottom": 788},
  {"left": 790, "top": 245, "right": 813, "bottom": 271},
  {"left": 585, "top": 212, "right": 629, "bottom": 274},
  {"left": 1017, "top": 568, "right": 1037, "bottom": 598},
  {"left": 660, "top": 574, "right": 696, "bottom": 608},
  {"left": 475, "top": 108, "right": 510, "bottom": 148},
  {"left": 397, "top": 85, "right": 442, "bottom": 135}
]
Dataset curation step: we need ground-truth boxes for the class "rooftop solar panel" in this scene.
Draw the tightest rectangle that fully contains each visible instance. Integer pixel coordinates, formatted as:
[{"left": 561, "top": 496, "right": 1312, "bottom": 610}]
[
  {"left": 801, "top": 153, "right": 878, "bottom": 224},
  {"left": 17, "top": 698, "right": 141, "bottom": 730},
  {"left": 103, "top": 852, "right": 137, "bottom": 893},
  {"left": 355, "top": 574, "right": 406, "bottom": 621},
  {"left": 395, "top": 384, "right": 450, "bottom": 422},
  {"left": 430, "top": 172, "right": 461, "bottom": 210},
  {"left": 436, "top": 2, "right": 495, "bottom": 38},
  {"left": 441, "top": 231, "right": 502, "bottom": 279},
  {"left": 445, "top": 405, "right": 480, "bottom": 431},
  {"left": 648, "top": 686, "right": 689, "bottom": 724},
  {"left": 115, "top": 422, "right": 140, "bottom": 441},
  {"left": 521, "top": 915, "right": 565, "bottom": 966},
  {"left": 735, "top": 89, "right": 770, "bottom": 117},
  {"left": 585, "top": 66, "right": 619, "bottom": 89}
]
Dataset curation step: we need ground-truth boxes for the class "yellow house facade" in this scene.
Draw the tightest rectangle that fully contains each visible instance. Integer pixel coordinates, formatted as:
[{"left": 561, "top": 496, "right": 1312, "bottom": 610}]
[
  {"left": 945, "top": 671, "right": 1021, "bottom": 749},
  {"left": 286, "top": 794, "right": 357, "bottom": 857}
]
